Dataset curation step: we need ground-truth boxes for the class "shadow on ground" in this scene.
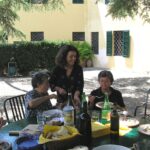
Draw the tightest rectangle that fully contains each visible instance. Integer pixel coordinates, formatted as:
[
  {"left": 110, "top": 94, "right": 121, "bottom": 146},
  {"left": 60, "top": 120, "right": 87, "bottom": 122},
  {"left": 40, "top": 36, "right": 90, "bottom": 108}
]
[{"left": 0, "top": 77, "right": 150, "bottom": 117}]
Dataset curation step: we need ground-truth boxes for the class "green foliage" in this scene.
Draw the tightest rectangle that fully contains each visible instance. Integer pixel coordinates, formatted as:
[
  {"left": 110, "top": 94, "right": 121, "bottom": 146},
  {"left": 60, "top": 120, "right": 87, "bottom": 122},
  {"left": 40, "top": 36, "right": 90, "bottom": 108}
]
[
  {"left": 0, "top": 41, "right": 93, "bottom": 76},
  {"left": 107, "top": 0, "right": 139, "bottom": 18},
  {"left": 0, "top": 0, "right": 64, "bottom": 43},
  {"left": 69, "top": 41, "right": 94, "bottom": 61},
  {"left": 98, "top": 0, "right": 150, "bottom": 23}
]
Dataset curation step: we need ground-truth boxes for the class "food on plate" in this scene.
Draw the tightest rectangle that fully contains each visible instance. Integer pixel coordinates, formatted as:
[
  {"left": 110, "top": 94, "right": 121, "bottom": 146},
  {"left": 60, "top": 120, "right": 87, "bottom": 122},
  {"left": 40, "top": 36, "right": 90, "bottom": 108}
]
[
  {"left": 44, "top": 126, "right": 70, "bottom": 139},
  {"left": 143, "top": 125, "right": 150, "bottom": 133},
  {"left": 0, "top": 141, "right": 10, "bottom": 150},
  {"left": 120, "top": 117, "right": 139, "bottom": 127}
]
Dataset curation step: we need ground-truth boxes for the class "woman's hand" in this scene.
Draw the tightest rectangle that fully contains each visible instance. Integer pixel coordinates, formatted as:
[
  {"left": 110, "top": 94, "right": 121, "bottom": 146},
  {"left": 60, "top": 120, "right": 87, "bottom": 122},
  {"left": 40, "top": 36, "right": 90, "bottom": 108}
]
[
  {"left": 74, "top": 91, "right": 81, "bottom": 108},
  {"left": 88, "top": 95, "right": 95, "bottom": 105},
  {"left": 48, "top": 94, "right": 57, "bottom": 99},
  {"left": 55, "top": 87, "right": 67, "bottom": 95}
]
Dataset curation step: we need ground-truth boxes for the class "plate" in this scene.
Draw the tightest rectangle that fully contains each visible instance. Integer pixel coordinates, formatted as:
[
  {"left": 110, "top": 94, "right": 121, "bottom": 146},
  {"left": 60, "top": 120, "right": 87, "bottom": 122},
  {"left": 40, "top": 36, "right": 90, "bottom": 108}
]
[
  {"left": 96, "top": 102, "right": 114, "bottom": 109},
  {"left": 0, "top": 140, "right": 11, "bottom": 150},
  {"left": 120, "top": 117, "right": 139, "bottom": 127},
  {"left": 93, "top": 144, "right": 130, "bottom": 150},
  {"left": 138, "top": 124, "right": 150, "bottom": 135},
  {"left": 15, "top": 135, "right": 43, "bottom": 150}
]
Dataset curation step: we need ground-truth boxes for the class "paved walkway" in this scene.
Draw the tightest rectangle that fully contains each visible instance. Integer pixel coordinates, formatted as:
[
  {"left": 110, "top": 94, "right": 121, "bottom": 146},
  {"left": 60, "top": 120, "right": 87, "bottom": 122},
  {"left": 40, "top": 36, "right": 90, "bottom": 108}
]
[{"left": 0, "top": 68, "right": 150, "bottom": 117}]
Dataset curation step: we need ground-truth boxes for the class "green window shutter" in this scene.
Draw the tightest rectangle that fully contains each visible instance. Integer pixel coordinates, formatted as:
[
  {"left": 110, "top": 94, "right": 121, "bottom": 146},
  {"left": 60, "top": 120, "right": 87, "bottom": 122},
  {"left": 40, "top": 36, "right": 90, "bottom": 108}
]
[
  {"left": 106, "top": 31, "right": 112, "bottom": 56},
  {"left": 122, "top": 30, "right": 130, "bottom": 57}
]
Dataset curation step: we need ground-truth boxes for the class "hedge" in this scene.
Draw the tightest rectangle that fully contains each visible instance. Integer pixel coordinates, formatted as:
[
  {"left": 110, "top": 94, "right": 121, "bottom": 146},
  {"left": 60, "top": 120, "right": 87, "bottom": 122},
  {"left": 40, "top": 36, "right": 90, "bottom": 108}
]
[{"left": 0, "top": 41, "right": 93, "bottom": 76}]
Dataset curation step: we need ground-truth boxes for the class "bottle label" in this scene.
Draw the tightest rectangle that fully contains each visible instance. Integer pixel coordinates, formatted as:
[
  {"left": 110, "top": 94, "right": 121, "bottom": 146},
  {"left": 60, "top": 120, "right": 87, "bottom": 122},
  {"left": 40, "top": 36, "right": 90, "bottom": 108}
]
[
  {"left": 102, "top": 109, "right": 111, "bottom": 121},
  {"left": 63, "top": 110, "right": 74, "bottom": 126}
]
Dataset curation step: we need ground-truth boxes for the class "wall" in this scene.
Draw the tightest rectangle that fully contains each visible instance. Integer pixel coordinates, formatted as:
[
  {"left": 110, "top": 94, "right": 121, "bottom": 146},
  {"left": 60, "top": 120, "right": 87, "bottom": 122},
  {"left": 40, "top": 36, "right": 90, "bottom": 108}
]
[
  {"left": 9, "top": 1, "right": 87, "bottom": 42},
  {"left": 90, "top": 2, "right": 150, "bottom": 72},
  {"left": 9, "top": 0, "right": 150, "bottom": 72}
]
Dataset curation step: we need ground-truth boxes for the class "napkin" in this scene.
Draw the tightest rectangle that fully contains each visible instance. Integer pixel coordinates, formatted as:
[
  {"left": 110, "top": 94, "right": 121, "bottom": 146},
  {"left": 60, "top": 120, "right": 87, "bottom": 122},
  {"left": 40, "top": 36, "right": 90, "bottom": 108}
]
[{"left": 19, "top": 124, "right": 40, "bottom": 136}]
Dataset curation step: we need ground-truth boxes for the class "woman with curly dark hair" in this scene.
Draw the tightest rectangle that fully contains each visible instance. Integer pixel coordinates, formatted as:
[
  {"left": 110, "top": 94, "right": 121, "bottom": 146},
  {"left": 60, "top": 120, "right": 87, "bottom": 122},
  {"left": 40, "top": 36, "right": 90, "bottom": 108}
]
[{"left": 49, "top": 45, "right": 84, "bottom": 109}]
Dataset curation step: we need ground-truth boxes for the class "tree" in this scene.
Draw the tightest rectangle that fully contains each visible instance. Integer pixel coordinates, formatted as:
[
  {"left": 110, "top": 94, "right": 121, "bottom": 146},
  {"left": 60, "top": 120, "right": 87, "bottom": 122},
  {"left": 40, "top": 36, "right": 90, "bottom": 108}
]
[
  {"left": 0, "top": 0, "right": 63, "bottom": 43},
  {"left": 99, "top": 0, "right": 150, "bottom": 23}
]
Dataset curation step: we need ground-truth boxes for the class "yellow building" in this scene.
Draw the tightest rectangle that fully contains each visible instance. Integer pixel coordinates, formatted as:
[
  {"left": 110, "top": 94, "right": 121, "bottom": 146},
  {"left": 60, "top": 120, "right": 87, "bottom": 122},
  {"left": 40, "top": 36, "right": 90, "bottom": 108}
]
[{"left": 10, "top": 0, "right": 150, "bottom": 72}]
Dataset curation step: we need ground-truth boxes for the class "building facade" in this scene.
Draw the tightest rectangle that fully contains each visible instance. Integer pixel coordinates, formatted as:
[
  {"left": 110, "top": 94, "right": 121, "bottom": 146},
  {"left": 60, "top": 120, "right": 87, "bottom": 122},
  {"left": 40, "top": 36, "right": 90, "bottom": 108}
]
[{"left": 10, "top": 0, "right": 150, "bottom": 71}]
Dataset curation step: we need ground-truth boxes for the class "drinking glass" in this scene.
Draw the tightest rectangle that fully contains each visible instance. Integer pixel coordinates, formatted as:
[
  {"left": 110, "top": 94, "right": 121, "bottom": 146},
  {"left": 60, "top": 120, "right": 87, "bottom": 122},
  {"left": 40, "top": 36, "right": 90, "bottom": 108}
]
[
  {"left": 36, "top": 112, "right": 45, "bottom": 131},
  {"left": 91, "top": 110, "right": 100, "bottom": 122}
]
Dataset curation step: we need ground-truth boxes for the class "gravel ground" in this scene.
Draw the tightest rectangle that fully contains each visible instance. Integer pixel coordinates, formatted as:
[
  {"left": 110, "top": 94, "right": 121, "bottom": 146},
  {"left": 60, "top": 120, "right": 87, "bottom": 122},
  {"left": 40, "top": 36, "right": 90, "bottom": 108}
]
[{"left": 0, "top": 68, "right": 150, "bottom": 118}]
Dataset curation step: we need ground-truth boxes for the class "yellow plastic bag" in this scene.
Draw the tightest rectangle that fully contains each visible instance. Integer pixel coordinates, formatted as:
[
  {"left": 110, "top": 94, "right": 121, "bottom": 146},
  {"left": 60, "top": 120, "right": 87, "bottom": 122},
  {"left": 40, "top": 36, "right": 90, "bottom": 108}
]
[
  {"left": 39, "top": 125, "right": 79, "bottom": 144},
  {"left": 92, "top": 122, "right": 110, "bottom": 138}
]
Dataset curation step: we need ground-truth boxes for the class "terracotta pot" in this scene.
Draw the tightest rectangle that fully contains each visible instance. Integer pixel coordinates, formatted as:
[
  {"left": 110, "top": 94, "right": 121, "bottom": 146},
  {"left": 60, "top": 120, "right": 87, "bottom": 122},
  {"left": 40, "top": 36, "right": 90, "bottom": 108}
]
[
  {"left": 80, "top": 60, "right": 87, "bottom": 67},
  {"left": 86, "top": 59, "right": 93, "bottom": 67}
]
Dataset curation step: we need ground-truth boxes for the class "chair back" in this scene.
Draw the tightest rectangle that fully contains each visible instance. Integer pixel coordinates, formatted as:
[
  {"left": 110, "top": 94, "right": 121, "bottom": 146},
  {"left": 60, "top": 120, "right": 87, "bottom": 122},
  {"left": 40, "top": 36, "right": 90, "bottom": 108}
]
[
  {"left": 144, "top": 89, "right": 150, "bottom": 116},
  {"left": 134, "top": 89, "right": 150, "bottom": 117},
  {"left": 3, "top": 94, "right": 25, "bottom": 123}
]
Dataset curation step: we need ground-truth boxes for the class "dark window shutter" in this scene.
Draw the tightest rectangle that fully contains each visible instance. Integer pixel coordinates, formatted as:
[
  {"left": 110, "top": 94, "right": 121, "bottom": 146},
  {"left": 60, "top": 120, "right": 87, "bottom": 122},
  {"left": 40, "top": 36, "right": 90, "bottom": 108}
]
[
  {"left": 106, "top": 31, "right": 112, "bottom": 56},
  {"left": 122, "top": 31, "right": 130, "bottom": 57},
  {"left": 91, "top": 32, "right": 99, "bottom": 54}
]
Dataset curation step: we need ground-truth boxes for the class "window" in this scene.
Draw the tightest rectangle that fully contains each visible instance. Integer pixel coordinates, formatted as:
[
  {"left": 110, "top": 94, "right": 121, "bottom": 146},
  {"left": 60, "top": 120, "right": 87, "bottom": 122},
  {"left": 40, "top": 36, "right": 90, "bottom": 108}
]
[
  {"left": 31, "top": 32, "right": 44, "bottom": 41},
  {"left": 106, "top": 31, "right": 130, "bottom": 57},
  {"left": 72, "top": 32, "right": 85, "bottom": 41},
  {"left": 28, "top": 0, "right": 48, "bottom": 4},
  {"left": 114, "top": 31, "right": 122, "bottom": 56},
  {"left": 73, "top": 0, "right": 84, "bottom": 4},
  {"left": 105, "top": 0, "right": 110, "bottom": 4},
  {"left": 91, "top": 32, "right": 99, "bottom": 54}
]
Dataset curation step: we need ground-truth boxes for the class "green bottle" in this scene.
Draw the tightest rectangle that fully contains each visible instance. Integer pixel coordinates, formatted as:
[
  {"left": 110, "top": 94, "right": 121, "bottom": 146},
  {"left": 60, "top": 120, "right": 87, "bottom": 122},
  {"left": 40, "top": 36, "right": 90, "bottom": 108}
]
[
  {"left": 81, "top": 92, "right": 87, "bottom": 108},
  {"left": 101, "top": 93, "right": 111, "bottom": 121},
  {"left": 75, "top": 92, "right": 86, "bottom": 129}
]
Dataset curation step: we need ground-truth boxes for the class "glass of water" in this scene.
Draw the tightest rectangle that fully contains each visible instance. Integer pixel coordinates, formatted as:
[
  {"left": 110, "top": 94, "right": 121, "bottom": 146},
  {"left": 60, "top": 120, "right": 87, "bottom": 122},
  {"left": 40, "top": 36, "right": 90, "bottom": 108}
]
[
  {"left": 37, "top": 111, "right": 45, "bottom": 131},
  {"left": 91, "top": 110, "right": 100, "bottom": 122}
]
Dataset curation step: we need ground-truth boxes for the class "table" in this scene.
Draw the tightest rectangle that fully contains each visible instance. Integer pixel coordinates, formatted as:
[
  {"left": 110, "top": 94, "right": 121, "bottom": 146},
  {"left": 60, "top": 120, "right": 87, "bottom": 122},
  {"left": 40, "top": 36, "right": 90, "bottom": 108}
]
[
  {"left": 0, "top": 119, "right": 37, "bottom": 149},
  {"left": 0, "top": 117, "right": 150, "bottom": 150}
]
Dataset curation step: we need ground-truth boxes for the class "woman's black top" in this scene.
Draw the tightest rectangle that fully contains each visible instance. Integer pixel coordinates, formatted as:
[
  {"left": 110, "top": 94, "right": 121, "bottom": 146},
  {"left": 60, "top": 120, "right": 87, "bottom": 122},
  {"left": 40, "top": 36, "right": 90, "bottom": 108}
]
[
  {"left": 89, "top": 87, "right": 125, "bottom": 110},
  {"left": 49, "top": 65, "right": 84, "bottom": 103}
]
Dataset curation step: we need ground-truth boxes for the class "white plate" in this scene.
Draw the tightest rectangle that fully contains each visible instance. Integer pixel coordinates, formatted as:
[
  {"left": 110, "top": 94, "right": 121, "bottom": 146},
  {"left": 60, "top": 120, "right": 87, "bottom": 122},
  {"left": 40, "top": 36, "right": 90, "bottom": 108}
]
[
  {"left": 93, "top": 144, "right": 130, "bottom": 150},
  {"left": 138, "top": 124, "right": 150, "bottom": 135},
  {"left": 120, "top": 117, "right": 139, "bottom": 127},
  {"left": 0, "top": 140, "right": 11, "bottom": 150},
  {"left": 96, "top": 102, "right": 114, "bottom": 109}
]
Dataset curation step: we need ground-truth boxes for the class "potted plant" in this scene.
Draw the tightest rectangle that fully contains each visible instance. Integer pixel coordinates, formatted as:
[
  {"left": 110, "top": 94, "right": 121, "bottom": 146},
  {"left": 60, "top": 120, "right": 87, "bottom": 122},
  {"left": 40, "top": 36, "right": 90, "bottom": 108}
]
[{"left": 70, "top": 41, "right": 94, "bottom": 67}]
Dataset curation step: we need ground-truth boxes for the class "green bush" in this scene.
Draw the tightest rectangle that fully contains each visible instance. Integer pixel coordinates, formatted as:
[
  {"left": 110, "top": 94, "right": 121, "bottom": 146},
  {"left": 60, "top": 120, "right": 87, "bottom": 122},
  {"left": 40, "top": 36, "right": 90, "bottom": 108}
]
[{"left": 0, "top": 41, "right": 93, "bottom": 76}]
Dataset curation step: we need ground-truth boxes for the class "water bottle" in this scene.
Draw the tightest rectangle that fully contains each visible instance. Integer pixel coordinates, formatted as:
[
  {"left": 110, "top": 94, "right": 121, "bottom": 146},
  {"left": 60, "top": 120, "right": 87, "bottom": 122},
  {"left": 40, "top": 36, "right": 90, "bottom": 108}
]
[
  {"left": 63, "top": 92, "right": 74, "bottom": 126},
  {"left": 101, "top": 93, "right": 111, "bottom": 121}
]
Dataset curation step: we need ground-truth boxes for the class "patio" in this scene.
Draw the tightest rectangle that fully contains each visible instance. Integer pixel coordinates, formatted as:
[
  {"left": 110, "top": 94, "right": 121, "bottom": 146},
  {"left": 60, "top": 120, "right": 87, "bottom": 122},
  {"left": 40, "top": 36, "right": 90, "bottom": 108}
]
[{"left": 0, "top": 68, "right": 150, "bottom": 117}]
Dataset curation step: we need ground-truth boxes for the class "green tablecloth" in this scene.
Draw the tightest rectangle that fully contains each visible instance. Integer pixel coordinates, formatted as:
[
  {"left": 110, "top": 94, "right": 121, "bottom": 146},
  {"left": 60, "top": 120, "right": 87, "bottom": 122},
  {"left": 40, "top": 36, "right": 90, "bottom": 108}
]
[{"left": 0, "top": 118, "right": 150, "bottom": 150}]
